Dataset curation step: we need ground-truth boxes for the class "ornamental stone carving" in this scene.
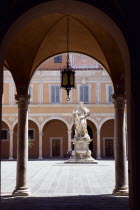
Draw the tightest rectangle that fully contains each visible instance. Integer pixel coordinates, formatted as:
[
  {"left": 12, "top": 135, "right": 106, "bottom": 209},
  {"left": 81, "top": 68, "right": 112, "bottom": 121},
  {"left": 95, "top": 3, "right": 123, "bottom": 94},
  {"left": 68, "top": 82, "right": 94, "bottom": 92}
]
[
  {"left": 38, "top": 116, "right": 44, "bottom": 122},
  {"left": 15, "top": 94, "right": 31, "bottom": 109},
  {"left": 112, "top": 94, "right": 126, "bottom": 109},
  {"left": 70, "top": 102, "right": 90, "bottom": 140},
  {"left": 9, "top": 117, "right": 14, "bottom": 122},
  {"left": 66, "top": 102, "right": 98, "bottom": 164}
]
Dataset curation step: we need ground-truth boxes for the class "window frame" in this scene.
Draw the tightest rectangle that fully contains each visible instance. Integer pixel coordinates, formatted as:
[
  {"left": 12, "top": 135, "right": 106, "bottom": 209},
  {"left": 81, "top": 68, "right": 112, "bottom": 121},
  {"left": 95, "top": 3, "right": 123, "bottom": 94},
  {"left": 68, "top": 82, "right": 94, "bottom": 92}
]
[
  {"left": 28, "top": 84, "right": 33, "bottom": 104},
  {"left": 49, "top": 84, "right": 62, "bottom": 104},
  {"left": 78, "top": 84, "right": 91, "bottom": 104},
  {"left": 54, "top": 56, "right": 62, "bottom": 63},
  {"left": 106, "top": 84, "right": 114, "bottom": 104}
]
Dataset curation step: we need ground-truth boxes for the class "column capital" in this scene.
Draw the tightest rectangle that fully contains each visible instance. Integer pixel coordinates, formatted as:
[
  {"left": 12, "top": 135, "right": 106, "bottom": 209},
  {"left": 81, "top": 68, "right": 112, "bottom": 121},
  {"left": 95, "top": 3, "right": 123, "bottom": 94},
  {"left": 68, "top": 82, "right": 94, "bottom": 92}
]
[
  {"left": 112, "top": 94, "right": 126, "bottom": 109},
  {"left": 9, "top": 130, "right": 14, "bottom": 135},
  {"left": 15, "top": 94, "right": 31, "bottom": 108}
]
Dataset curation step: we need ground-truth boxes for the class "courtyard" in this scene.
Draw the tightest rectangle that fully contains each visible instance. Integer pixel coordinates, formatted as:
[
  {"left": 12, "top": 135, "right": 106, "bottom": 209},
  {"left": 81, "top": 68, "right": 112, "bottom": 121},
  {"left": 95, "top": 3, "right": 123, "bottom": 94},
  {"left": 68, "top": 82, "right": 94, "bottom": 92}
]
[{"left": 1, "top": 159, "right": 128, "bottom": 209}]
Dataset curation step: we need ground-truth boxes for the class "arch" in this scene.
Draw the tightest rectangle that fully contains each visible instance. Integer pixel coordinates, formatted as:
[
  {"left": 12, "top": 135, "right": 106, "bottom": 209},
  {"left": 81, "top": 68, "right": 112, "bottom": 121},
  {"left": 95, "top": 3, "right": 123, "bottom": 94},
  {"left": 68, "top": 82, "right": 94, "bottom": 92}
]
[
  {"left": 100, "top": 118, "right": 114, "bottom": 158},
  {"left": 41, "top": 116, "right": 70, "bottom": 131},
  {"left": 11, "top": 117, "right": 40, "bottom": 130},
  {"left": 99, "top": 116, "right": 115, "bottom": 130},
  {"left": 11, "top": 119, "right": 18, "bottom": 130},
  {"left": 1, "top": 0, "right": 129, "bottom": 61},
  {"left": 87, "top": 117, "right": 99, "bottom": 130},
  {"left": 28, "top": 117, "right": 41, "bottom": 131},
  {"left": 1, "top": 0, "right": 130, "bottom": 94},
  {"left": 2, "top": 118, "right": 11, "bottom": 130}
]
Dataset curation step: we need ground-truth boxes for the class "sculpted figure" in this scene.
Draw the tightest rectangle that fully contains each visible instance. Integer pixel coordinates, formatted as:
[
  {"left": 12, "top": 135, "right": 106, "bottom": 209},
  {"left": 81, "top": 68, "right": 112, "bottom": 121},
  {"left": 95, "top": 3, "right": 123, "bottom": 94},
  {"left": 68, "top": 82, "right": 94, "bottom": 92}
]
[{"left": 71, "top": 102, "right": 90, "bottom": 140}]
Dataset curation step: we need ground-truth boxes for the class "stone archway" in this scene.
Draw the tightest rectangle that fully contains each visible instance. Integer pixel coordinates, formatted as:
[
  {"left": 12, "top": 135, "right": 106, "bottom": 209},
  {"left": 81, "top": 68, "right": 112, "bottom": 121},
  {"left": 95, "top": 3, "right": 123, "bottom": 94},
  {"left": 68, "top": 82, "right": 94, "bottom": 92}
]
[
  {"left": 0, "top": 0, "right": 131, "bottom": 200},
  {"left": 1, "top": 0, "right": 129, "bottom": 93},
  {"left": 42, "top": 119, "right": 68, "bottom": 158},
  {"left": 100, "top": 119, "right": 114, "bottom": 158}
]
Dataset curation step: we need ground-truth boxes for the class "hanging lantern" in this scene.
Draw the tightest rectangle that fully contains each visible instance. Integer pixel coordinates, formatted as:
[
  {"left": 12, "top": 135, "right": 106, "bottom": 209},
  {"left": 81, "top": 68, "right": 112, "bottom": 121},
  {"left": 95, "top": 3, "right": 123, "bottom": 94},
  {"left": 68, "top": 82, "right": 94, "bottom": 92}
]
[
  {"left": 61, "top": 55, "right": 75, "bottom": 101},
  {"left": 60, "top": 16, "right": 76, "bottom": 101}
]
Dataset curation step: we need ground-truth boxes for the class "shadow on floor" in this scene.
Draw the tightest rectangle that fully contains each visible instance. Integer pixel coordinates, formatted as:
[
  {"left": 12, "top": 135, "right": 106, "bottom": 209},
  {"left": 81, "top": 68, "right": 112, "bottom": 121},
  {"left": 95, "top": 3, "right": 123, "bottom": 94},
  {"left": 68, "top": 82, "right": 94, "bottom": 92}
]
[{"left": 1, "top": 194, "right": 128, "bottom": 210}]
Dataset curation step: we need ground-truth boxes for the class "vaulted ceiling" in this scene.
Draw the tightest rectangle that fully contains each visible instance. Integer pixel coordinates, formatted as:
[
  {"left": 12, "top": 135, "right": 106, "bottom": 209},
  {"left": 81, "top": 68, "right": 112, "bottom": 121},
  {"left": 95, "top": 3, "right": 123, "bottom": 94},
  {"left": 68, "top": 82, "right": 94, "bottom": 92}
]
[{"left": 0, "top": 0, "right": 130, "bottom": 94}]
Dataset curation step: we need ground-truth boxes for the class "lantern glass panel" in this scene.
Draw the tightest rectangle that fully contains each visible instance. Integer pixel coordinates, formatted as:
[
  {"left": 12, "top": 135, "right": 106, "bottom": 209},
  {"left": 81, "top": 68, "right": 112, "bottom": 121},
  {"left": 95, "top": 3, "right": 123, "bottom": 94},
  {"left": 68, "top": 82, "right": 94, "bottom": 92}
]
[
  {"left": 70, "top": 72, "right": 74, "bottom": 86},
  {"left": 62, "top": 72, "right": 68, "bottom": 86}
]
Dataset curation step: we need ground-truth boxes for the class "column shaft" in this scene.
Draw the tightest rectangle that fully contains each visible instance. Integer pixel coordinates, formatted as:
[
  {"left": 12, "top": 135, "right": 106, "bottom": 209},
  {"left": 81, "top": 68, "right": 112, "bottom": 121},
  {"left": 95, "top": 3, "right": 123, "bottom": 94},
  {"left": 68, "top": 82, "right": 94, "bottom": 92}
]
[
  {"left": 12, "top": 94, "right": 30, "bottom": 196},
  {"left": 97, "top": 130, "right": 101, "bottom": 159},
  {"left": 67, "top": 130, "right": 72, "bottom": 151},
  {"left": 0, "top": 62, "right": 3, "bottom": 140},
  {"left": 112, "top": 94, "right": 128, "bottom": 195},
  {"left": 9, "top": 131, "right": 14, "bottom": 160},
  {"left": 38, "top": 131, "right": 43, "bottom": 159}
]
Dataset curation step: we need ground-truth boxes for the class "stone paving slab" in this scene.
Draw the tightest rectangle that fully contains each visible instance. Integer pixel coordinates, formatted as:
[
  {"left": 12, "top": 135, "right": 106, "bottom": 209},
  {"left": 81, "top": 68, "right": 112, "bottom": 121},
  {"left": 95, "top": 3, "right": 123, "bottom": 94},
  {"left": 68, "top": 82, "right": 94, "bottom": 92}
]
[{"left": 1, "top": 159, "right": 128, "bottom": 209}]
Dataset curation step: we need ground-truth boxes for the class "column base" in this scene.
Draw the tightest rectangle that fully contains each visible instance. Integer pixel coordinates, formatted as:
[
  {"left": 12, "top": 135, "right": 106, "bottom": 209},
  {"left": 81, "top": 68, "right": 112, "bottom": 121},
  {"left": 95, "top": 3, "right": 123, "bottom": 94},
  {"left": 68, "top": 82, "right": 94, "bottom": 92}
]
[
  {"left": 12, "top": 187, "right": 30, "bottom": 196},
  {"left": 97, "top": 156, "right": 102, "bottom": 160},
  {"left": 113, "top": 186, "right": 129, "bottom": 196},
  {"left": 38, "top": 157, "right": 43, "bottom": 160},
  {"left": 9, "top": 157, "right": 14, "bottom": 160}
]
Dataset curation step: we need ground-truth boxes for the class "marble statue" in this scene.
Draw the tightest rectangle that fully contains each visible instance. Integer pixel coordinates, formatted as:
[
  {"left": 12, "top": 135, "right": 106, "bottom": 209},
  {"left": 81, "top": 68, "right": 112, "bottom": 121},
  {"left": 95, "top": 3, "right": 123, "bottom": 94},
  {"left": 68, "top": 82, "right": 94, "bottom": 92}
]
[
  {"left": 65, "top": 102, "right": 98, "bottom": 163},
  {"left": 71, "top": 102, "right": 90, "bottom": 140}
]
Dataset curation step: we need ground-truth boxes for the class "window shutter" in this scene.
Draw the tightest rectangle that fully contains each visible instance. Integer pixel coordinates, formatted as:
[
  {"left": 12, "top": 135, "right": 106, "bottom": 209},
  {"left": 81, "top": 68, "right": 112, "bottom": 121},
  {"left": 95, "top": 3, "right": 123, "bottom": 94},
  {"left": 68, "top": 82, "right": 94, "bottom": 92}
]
[
  {"left": 28, "top": 85, "right": 31, "bottom": 95},
  {"left": 80, "top": 85, "right": 84, "bottom": 102},
  {"left": 56, "top": 86, "right": 60, "bottom": 103},
  {"left": 108, "top": 85, "right": 113, "bottom": 103},
  {"left": 84, "top": 85, "right": 89, "bottom": 103},
  {"left": 51, "top": 86, "right": 55, "bottom": 103}
]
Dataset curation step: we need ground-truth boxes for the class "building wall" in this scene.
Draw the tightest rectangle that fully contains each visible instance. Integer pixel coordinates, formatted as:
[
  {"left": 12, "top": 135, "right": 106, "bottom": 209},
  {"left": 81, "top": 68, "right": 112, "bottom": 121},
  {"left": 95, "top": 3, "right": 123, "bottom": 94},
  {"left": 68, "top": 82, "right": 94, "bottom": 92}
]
[
  {"left": 100, "top": 119, "right": 114, "bottom": 158},
  {"left": 1, "top": 53, "right": 116, "bottom": 159},
  {"left": 28, "top": 120, "right": 39, "bottom": 159},
  {"left": 1, "top": 121, "right": 9, "bottom": 158}
]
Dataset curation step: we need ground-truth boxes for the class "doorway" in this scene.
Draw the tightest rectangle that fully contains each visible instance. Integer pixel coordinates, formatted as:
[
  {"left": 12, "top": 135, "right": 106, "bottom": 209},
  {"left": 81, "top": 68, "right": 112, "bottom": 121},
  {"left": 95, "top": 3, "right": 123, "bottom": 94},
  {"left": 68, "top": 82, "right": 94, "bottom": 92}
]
[
  {"left": 103, "top": 138, "right": 114, "bottom": 158},
  {"left": 50, "top": 137, "right": 63, "bottom": 157},
  {"left": 52, "top": 139, "right": 60, "bottom": 157}
]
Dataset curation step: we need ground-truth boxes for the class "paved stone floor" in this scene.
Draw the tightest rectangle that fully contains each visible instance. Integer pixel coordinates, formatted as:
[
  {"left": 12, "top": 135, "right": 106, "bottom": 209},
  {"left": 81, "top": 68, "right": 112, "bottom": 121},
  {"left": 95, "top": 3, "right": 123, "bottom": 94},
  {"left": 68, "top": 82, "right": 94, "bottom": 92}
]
[{"left": 1, "top": 159, "right": 128, "bottom": 210}]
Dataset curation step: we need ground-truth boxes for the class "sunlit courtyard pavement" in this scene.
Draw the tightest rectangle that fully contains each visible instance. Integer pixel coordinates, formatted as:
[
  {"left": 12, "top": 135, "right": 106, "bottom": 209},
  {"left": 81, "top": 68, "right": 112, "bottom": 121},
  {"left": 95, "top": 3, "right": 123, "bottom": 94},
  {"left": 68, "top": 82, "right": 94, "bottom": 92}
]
[{"left": 1, "top": 159, "right": 128, "bottom": 210}]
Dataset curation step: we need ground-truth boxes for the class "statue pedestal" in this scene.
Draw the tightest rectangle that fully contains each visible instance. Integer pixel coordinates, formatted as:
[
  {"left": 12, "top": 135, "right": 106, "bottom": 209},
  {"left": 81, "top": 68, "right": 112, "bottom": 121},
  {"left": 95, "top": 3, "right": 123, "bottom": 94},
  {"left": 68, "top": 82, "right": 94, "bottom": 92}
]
[{"left": 65, "top": 138, "right": 98, "bottom": 164}]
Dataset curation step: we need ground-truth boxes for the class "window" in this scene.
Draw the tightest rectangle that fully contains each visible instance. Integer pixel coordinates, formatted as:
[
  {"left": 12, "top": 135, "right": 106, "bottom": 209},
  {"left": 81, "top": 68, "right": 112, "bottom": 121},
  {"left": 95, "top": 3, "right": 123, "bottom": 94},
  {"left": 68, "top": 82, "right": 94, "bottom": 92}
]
[
  {"left": 54, "top": 56, "right": 62, "bottom": 63},
  {"left": 107, "top": 84, "right": 114, "bottom": 103},
  {"left": 1, "top": 130, "right": 8, "bottom": 140},
  {"left": 28, "top": 129, "right": 34, "bottom": 140},
  {"left": 79, "top": 85, "right": 89, "bottom": 104},
  {"left": 28, "top": 85, "right": 33, "bottom": 103},
  {"left": 50, "top": 85, "right": 61, "bottom": 103}
]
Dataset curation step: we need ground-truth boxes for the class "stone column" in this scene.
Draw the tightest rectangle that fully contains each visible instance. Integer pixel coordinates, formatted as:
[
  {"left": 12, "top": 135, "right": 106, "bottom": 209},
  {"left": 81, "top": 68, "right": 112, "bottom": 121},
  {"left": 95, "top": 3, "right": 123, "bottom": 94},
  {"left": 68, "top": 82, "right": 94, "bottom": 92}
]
[
  {"left": 38, "top": 131, "right": 43, "bottom": 159},
  {"left": 67, "top": 130, "right": 72, "bottom": 151},
  {"left": 96, "top": 130, "right": 101, "bottom": 159},
  {"left": 0, "top": 61, "right": 3, "bottom": 139},
  {"left": 112, "top": 94, "right": 128, "bottom": 195},
  {"left": 12, "top": 94, "right": 30, "bottom": 196},
  {"left": 9, "top": 130, "right": 14, "bottom": 160}
]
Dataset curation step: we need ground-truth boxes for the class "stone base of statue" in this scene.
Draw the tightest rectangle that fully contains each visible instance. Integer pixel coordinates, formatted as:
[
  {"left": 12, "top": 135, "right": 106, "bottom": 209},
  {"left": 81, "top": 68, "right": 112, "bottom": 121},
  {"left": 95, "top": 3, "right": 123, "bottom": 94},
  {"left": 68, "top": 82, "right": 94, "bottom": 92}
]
[{"left": 65, "top": 137, "right": 98, "bottom": 164}]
